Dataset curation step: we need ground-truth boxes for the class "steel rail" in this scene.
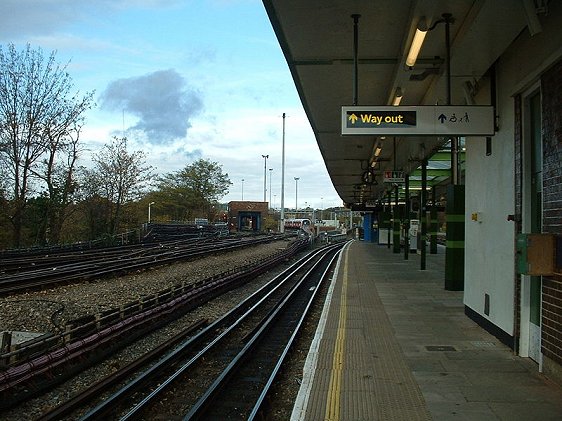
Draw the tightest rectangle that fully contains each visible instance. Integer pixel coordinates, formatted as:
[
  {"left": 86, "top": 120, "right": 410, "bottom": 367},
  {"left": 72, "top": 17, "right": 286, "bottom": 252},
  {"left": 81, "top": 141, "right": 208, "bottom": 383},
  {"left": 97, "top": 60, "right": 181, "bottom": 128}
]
[
  {"left": 37, "top": 319, "right": 207, "bottom": 421},
  {"left": 0, "top": 226, "right": 222, "bottom": 261},
  {"left": 248, "top": 244, "right": 345, "bottom": 419},
  {"left": 0, "top": 235, "right": 285, "bottom": 295},
  {"left": 185, "top": 243, "right": 344, "bottom": 420},
  {"left": 0, "top": 235, "right": 263, "bottom": 274},
  {"left": 0, "top": 238, "right": 309, "bottom": 409},
  {"left": 77, "top": 244, "right": 326, "bottom": 420}
]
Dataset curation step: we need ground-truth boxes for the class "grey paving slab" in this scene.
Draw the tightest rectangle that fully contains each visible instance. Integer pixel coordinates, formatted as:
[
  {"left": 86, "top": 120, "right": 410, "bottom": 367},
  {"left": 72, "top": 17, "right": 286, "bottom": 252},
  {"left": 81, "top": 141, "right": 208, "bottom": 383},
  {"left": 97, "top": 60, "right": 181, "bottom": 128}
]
[
  {"left": 438, "top": 358, "right": 531, "bottom": 373},
  {"left": 406, "top": 357, "right": 448, "bottom": 372},
  {"left": 291, "top": 241, "right": 562, "bottom": 421},
  {"left": 413, "top": 371, "right": 470, "bottom": 386},
  {"left": 490, "top": 402, "right": 562, "bottom": 420},
  {"left": 426, "top": 401, "right": 499, "bottom": 420}
]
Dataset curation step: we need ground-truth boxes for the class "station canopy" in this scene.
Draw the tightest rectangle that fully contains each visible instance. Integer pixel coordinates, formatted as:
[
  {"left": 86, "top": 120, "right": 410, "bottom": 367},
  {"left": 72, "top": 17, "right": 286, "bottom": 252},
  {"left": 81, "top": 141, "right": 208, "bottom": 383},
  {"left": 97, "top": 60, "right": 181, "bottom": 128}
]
[{"left": 262, "top": 0, "right": 531, "bottom": 209}]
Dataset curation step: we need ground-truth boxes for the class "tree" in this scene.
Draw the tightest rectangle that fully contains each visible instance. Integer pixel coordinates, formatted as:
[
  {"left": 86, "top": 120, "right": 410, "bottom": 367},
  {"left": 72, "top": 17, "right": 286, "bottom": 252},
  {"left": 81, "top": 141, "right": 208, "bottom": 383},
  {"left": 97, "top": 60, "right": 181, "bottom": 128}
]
[
  {"left": 33, "top": 114, "right": 91, "bottom": 245},
  {"left": 82, "top": 136, "right": 152, "bottom": 235},
  {"left": 0, "top": 160, "right": 11, "bottom": 247},
  {"left": 0, "top": 43, "right": 94, "bottom": 247},
  {"left": 156, "top": 159, "right": 231, "bottom": 221}
]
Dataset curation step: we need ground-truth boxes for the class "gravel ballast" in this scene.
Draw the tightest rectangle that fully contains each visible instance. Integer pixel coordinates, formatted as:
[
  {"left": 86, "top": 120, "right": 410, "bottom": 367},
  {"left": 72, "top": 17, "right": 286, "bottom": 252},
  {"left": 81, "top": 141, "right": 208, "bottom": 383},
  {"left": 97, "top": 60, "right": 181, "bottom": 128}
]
[{"left": 0, "top": 239, "right": 324, "bottom": 420}]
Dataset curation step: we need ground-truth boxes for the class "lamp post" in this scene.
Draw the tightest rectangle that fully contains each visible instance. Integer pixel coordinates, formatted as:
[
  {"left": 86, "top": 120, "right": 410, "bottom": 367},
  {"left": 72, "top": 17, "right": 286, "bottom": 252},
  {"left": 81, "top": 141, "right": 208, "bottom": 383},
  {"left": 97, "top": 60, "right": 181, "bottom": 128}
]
[
  {"left": 148, "top": 201, "right": 155, "bottom": 223},
  {"left": 262, "top": 154, "right": 269, "bottom": 202},
  {"left": 280, "top": 113, "right": 286, "bottom": 233},
  {"left": 294, "top": 177, "right": 300, "bottom": 218},
  {"left": 241, "top": 179, "right": 244, "bottom": 200},
  {"left": 268, "top": 168, "right": 273, "bottom": 208},
  {"left": 320, "top": 197, "right": 323, "bottom": 221}
]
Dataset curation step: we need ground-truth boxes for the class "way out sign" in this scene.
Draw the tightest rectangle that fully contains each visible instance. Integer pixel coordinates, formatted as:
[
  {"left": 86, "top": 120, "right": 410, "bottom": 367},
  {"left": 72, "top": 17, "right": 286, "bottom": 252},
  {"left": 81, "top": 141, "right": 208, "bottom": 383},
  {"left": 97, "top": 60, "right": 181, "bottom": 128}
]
[{"left": 341, "top": 105, "right": 494, "bottom": 136}]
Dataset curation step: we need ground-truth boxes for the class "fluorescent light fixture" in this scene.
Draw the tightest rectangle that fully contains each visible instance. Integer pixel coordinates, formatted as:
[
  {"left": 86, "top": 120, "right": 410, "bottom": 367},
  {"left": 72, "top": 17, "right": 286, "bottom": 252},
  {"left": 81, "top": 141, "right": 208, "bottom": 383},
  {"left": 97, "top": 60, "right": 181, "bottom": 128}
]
[
  {"left": 392, "top": 87, "right": 403, "bottom": 106},
  {"left": 406, "top": 17, "right": 428, "bottom": 67},
  {"left": 372, "top": 139, "right": 383, "bottom": 158}
]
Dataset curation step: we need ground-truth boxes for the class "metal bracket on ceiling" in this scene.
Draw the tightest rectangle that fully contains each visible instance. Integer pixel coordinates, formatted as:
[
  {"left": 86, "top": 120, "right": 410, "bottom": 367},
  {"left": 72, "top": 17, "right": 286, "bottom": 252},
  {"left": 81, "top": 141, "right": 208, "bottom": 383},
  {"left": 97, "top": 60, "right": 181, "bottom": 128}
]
[
  {"left": 409, "top": 67, "right": 440, "bottom": 81},
  {"left": 360, "top": 159, "right": 370, "bottom": 171},
  {"left": 535, "top": 0, "right": 549, "bottom": 14},
  {"left": 351, "top": 14, "right": 361, "bottom": 106},
  {"left": 362, "top": 170, "right": 378, "bottom": 185}
]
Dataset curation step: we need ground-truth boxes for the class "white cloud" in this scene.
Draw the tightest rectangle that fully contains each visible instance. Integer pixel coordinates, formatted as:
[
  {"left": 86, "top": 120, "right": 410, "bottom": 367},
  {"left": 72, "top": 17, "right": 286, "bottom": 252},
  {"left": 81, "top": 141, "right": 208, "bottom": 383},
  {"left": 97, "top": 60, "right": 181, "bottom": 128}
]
[
  {"left": 0, "top": 1, "right": 343, "bottom": 209},
  {"left": 99, "top": 69, "right": 204, "bottom": 143}
]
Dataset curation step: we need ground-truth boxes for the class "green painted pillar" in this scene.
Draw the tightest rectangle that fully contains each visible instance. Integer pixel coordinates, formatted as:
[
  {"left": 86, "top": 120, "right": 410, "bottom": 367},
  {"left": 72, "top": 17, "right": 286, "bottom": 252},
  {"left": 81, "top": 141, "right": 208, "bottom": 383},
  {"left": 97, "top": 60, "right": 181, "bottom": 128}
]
[
  {"left": 393, "top": 219, "right": 401, "bottom": 253},
  {"left": 420, "top": 159, "right": 427, "bottom": 270},
  {"left": 404, "top": 174, "right": 410, "bottom": 260},
  {"left": 430, "top": 208, "right": 438, "bottom": 254},
  {"left": 445, "top": 184, "right": 465, "bottom": 290},
  {"left": 393, "top": 186, "right": 400, "bottom": 253},
  {"left": 387, "top": 194, "right": 392, "bottom": 248}
]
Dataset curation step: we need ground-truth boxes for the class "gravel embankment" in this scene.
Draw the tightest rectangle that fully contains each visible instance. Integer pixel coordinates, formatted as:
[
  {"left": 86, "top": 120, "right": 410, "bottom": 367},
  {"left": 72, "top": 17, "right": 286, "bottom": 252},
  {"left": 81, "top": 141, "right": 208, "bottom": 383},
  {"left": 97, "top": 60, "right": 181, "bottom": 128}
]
[
  {"left": 0, "top": 240, "right": 291, "bottom": 335},
  {"left": 0, "top": 239, "right": 305, "bottom": 421}
]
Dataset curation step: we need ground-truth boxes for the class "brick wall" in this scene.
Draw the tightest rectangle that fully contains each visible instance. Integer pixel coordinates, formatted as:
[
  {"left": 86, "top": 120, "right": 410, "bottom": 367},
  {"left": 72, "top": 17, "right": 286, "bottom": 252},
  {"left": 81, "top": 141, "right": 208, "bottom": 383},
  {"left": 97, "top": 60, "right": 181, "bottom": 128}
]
[
  {"left": 541, "top": 60, "right": 562, "bottom": 234},
  {"left": 543, "top": 274, "right": 562, "bottom": 364},
  {"left": 540, "top": 59, "right": 562, "bottom": 364},
  {"left": 513, "top": 59, "right": 562, "bottom": 365},
  {"left": 228, "top": 201, "right": 268, "bottom": 232},
  {"left": 228, "top": 201, "right": 268, "bottom": 214}
]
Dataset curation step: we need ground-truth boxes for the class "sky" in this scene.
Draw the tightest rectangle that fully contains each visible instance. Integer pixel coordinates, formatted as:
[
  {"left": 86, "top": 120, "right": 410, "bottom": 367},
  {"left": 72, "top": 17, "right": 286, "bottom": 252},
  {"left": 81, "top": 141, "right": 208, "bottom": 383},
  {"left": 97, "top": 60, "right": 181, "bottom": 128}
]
[{"left": 0, "top": 0, "right": 343, "bottom": 210}]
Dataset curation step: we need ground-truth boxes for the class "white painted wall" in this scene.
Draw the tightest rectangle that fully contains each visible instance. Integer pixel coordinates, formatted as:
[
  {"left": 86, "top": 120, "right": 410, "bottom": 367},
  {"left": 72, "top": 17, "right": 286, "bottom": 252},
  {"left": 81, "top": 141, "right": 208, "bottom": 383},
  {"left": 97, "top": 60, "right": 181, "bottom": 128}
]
[
  {"left": 463, "top": 2, "right": 562, "bottom": 337},
  {"left": 463, "top": 83, "right": 515, "bottom": 335}
]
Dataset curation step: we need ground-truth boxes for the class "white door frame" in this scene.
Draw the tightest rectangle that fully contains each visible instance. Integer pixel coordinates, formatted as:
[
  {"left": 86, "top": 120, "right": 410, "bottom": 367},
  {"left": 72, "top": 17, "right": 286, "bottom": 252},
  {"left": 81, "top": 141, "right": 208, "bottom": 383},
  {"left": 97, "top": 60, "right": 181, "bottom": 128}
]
[{"left": 518, "top": 81, "right": 543, "bottom": 369}]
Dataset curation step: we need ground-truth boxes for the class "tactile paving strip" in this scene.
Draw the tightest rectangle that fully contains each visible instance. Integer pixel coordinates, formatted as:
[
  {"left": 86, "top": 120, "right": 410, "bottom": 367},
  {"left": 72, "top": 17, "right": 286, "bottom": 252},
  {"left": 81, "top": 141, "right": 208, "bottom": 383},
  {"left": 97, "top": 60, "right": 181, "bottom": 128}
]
[{"left": 302, "top": 243, "right": 431, "bottom": 420}]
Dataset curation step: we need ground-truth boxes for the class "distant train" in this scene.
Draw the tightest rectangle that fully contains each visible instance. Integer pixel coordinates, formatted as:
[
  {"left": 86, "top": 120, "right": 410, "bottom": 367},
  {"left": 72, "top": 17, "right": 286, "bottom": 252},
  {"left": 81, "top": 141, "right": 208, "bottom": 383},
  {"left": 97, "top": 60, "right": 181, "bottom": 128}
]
[{"left": 284, "top": 218, "right": 312, "bottom": 230}]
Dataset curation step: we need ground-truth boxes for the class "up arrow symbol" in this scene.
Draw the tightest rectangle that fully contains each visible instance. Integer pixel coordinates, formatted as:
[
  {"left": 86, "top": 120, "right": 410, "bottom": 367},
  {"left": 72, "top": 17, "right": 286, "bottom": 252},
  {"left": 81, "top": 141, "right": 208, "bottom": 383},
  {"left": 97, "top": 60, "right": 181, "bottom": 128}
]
[{"left": 438, "top": 114, "right": 447, "bottom": 123}]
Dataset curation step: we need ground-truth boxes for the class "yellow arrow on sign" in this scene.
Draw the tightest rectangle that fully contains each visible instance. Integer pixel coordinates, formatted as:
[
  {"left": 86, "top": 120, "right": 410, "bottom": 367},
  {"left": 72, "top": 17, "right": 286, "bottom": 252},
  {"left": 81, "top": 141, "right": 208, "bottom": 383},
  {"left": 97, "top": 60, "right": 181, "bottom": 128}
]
[{"left": 348, "top": 113, "right": 358, "bottom": 124}]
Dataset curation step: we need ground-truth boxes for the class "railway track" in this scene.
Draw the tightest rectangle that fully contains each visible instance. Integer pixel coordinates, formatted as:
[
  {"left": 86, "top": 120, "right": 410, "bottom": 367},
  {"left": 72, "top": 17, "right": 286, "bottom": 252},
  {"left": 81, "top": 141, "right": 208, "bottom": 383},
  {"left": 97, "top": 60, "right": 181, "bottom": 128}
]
[
  {"left": 0, "top": 237, "right": 310, "bottom": 411},
  {"left": 36, "top": 319, "right": 208, "bottom": 421},
  {"left": 185, "top": 243, "right": 342, "bottom": 420},
  {"left": 0, "top": 235, "right": 285, "bottom": 295},
  {"left": 33, "top": 242, "right": 345, "bottom": 420}
]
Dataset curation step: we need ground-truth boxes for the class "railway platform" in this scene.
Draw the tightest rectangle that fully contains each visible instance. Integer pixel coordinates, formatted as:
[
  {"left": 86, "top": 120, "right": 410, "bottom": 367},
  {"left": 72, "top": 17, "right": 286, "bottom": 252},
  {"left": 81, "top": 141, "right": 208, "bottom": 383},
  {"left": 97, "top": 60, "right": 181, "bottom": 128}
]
[{"left": 291, "top": 240, "right": 562, "bottom": 420}]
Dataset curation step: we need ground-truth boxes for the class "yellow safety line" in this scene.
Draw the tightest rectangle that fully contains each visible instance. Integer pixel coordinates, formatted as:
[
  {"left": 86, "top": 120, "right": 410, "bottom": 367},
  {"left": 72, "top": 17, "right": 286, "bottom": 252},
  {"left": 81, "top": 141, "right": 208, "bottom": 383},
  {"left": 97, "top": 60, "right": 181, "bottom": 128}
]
[{"left": 325, "top": 247, "right": 349, "bottom": 421}]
